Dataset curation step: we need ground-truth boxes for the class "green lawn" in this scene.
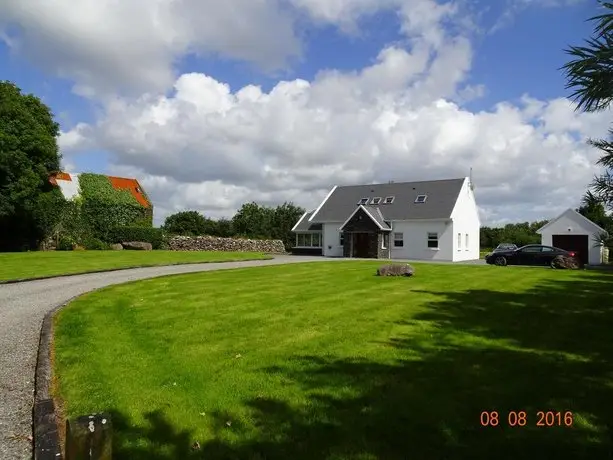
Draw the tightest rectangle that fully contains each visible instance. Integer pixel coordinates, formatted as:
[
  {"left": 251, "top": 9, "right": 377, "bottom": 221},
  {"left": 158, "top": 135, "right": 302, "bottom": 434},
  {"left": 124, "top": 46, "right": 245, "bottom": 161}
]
[
  {"left": 53, "top": 262, "right": 613, "bottom": 459},
  {"left": 0, "top": 250, "right": 271, "bottom": 281}
]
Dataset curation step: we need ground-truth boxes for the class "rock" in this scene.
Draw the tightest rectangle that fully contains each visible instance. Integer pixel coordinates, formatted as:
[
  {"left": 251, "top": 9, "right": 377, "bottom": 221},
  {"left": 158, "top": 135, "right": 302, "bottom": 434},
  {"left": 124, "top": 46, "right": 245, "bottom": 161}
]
[
  {"left": 376, "top": 263, "right": 415, "bottom": 277},
  {"left": 122, "top": 241, "right": 153, "bottom": 250},
  {"left": 167, "top": 235, "right": 286, "bottom": 253},
  {"left": 551, "top": 255, "right": 581, "bottom": 269},
  {"left": 110, "top": 243, "right": 123, "bottom": 250}
]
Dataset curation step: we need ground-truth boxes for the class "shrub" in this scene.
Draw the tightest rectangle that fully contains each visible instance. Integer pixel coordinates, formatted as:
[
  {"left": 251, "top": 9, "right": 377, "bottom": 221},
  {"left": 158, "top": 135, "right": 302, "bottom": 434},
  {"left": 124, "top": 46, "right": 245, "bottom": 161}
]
[
  {"left": 81, "top": 236, "right": 110, "bottom": 250},
  {"left": 105, "top": 226, "right": 168, "bottom": 249},
  {"left": 56, "top": 236, "right": 75, "bottom": 251}
]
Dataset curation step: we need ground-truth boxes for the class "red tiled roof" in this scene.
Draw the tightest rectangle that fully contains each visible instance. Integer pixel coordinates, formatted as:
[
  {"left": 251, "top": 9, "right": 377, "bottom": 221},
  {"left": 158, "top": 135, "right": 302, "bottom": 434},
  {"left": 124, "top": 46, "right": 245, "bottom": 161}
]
[{"left": 107, "top": 175, "right": 151, "bottom": 208}]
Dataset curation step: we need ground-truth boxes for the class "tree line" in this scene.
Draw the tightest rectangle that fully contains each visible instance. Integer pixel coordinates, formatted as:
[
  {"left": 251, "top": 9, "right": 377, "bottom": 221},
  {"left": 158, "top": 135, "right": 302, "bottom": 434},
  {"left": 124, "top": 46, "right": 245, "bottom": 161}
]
[{"left": 161, "top": 202, "right": 305, "bottom": 251}]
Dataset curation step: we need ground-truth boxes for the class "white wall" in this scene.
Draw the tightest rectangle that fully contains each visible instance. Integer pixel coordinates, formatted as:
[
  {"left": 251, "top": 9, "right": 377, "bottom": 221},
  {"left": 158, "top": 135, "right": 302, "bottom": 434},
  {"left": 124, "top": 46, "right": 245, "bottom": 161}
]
[
  {"left": 540, "top": 211, "right": 604, "bottom": 265},
  {"left": 390, "top": 220, "right": 453, "bottom": 261},
  {"left": 449, "top": 178, "right": 481, "bottom": 261},
  {"left": 323, "top": 222, "right": 344, "bottom": 257}
]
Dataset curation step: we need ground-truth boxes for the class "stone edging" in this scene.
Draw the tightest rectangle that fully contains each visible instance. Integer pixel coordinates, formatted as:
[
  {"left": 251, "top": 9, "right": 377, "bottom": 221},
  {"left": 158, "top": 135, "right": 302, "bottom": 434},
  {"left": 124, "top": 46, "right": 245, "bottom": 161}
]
[
  {"left": 0, "top": 255, "right": 279, "bottom": 285},
  {"left": 33, "top": 297, "right": 79, "bottom": 460}
]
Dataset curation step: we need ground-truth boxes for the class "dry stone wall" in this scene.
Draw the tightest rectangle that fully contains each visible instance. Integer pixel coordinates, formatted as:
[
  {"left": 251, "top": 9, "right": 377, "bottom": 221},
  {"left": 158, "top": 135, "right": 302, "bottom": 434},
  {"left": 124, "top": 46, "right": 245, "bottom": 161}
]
[{"left": 169, "top": 235, "right": 287, "bottom": 253}]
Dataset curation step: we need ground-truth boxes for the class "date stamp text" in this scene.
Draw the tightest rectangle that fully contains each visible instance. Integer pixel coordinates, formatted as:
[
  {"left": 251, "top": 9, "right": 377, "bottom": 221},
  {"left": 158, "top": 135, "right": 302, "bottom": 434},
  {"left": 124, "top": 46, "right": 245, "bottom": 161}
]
[{"left": 480, "top": 411, "right": 573, "bottom": 427}]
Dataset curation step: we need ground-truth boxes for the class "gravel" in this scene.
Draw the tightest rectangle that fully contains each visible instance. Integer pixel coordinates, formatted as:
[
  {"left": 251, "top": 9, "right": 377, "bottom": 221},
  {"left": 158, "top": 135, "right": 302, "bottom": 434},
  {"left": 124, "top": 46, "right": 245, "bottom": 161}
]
[{"left": 0, "top": 255, "right": 326, "bottom": 460}]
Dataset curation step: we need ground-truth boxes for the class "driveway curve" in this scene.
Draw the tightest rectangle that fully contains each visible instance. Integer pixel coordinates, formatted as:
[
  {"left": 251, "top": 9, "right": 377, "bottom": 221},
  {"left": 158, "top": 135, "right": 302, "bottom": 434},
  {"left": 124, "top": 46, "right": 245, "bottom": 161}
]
[{"left": 0, "top": 255, "right": 326, "bottom": 460}]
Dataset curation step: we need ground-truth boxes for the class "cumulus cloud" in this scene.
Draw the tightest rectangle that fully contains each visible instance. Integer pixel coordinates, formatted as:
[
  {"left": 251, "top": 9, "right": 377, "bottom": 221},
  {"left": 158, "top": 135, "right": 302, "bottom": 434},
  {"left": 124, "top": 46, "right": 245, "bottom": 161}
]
[
  {"left": 2, "top": 0, "right": 606, "bottom": 226},
  {"left": 62, "top": 46, "right": 609, "bottom": 226},
  {"left": 0, "top": 0, "right": 301, "bottom": 96}
]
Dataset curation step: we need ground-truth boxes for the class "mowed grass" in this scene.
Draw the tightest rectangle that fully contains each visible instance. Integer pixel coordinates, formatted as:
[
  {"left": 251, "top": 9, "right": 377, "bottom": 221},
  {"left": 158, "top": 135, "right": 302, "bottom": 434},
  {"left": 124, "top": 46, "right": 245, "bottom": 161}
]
[
  {"left": 0, "top": 250, "right": 271, "bottom": 281},
  {"left": 53, "top": 262, "right": 613, "bottom": 459}
]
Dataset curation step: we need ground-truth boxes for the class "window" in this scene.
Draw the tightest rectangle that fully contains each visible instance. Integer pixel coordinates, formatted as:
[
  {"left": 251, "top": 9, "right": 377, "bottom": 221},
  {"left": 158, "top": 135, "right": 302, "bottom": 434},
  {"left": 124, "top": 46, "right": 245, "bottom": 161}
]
[
  {"left": 457, "top": 233, "right": 462, "bottom": 250},
  {"left": 384, "top": 196, "right": 395, "bottom": 204},
  {"left": 394, "top": 232, "right": 404, "bottom": 247},
  {"left": 465, "top": 233, "right": 469, "bottom": 250},
  {"left": 427, "top": 232, "right": 438, "bottom": 248},
  {"left": 415, "top": 194, "right": 428, "bottom": 203},
  {"left": 295, "top": 233, "right": 322, "bottom": 247},
  {"left": 541, "top": 246, "right": 553, "bottom": 252},
  {"left": 371, "top": 197, "right": 382, "bottom": 205},
  {"left": 382, "top": 233, "right": 389, "bottom": 249},
  {"left": 340, "top": 232, "right": 344, "bottom": 246},
  {"left": 358, "top": 198, "right": 369, "bottom": 205},
  {"left": 521, "top": 246, "right": 542, "bottom": 253}
]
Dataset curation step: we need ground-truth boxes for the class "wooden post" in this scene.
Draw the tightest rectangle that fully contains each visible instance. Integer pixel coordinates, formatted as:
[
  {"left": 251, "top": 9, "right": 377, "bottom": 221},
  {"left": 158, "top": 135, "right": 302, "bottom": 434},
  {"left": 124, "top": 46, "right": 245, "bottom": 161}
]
[{"left": 65, "top": 413, "right": 112, "bottom": 460}]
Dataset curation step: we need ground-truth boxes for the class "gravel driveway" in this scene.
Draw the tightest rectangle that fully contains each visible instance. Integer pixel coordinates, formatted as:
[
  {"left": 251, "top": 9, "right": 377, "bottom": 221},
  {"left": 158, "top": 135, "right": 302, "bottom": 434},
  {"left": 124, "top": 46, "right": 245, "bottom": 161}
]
[
  {"left": 0, "top": 255, "right": 327, "bottom": 460},
  {"left": 0, "top": 254, "right": 482, "bottom": 459}
]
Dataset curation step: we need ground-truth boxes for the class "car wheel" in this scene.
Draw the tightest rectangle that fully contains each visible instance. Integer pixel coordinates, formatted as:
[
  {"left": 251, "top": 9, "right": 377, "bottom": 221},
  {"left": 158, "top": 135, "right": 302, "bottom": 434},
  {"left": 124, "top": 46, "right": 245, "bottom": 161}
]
[
  {"left": 494, "top": 256, "right": 507, "bottom": 266},
  {"left": 550, "top": 259, "right": 557, "bottom": 269}
]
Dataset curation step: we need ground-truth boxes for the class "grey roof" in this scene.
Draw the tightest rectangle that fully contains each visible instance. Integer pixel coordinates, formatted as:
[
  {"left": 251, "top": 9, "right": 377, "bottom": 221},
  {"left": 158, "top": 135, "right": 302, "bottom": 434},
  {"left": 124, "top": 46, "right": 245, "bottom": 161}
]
[
  {"left": 310, "top": 178, "right": 465, "bottom": 222},
  {"left": 362, "top": 206, "right": 391, "bottom": 230},
  {"left": 292, "top": 210, "right": 323, "bottom": 232}
]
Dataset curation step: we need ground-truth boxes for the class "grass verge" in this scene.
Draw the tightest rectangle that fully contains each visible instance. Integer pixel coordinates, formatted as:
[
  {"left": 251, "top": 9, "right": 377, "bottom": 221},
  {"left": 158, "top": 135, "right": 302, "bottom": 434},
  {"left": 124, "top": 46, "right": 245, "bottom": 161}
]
[
  {"left": 0, "top": 250, "right": 272, "bottom": 282},
  {"left": 53, "top": 261, "right": 613, "bottom": 459}
]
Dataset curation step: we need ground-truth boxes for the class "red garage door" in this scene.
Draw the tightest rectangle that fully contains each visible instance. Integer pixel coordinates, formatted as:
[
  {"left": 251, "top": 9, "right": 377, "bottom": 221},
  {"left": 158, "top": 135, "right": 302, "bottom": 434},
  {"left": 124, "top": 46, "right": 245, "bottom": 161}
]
[{"left": 552, "top": 234, "right": 589, "bottom": 265}]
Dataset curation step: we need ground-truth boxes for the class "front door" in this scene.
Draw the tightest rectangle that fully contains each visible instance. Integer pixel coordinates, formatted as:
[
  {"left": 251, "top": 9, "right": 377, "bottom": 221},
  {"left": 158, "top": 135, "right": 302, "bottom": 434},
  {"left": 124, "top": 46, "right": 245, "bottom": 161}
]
[{"left": 353, "top": 233, "right": 370, "bottom": 258}]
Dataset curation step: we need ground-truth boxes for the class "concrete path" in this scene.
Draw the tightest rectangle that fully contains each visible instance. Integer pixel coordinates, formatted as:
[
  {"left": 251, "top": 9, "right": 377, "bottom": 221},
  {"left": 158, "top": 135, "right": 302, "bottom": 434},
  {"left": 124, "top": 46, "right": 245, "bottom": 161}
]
[{"left": 0, "top": 254, "right": 483, "bottom": 459}]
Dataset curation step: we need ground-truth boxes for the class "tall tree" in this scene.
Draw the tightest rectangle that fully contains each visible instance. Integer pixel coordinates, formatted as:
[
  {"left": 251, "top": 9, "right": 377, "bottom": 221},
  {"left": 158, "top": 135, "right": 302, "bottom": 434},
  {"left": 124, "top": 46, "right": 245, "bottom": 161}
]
[
  {"left": 563, "top": 1, "right": 613, "bottom": 209},
  {"left": 577, "top": 190, "right": 613, "bottom": 231},
  {"left": 0, "top": 81, "right": 62, "bottom": 250},
  {"left": 162, "top": 210, "right": 216, "bottom": 236}
]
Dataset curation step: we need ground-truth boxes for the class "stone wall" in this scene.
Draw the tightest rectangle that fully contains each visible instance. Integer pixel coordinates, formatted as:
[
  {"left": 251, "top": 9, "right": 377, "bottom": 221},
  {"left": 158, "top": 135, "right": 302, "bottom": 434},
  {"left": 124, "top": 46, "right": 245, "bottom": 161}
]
[{"left": 168, "top": 235, "right": 286, "bottom": 253}]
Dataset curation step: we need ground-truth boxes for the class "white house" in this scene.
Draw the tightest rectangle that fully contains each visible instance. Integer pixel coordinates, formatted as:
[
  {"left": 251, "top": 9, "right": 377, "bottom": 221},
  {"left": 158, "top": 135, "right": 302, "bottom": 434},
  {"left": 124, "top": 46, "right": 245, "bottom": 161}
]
[
  {"left": 536, "top": 208, "right": 609, "bottom": 266},
  {"left": 291, "top": 177, "right": 480, "bottom": 262}
]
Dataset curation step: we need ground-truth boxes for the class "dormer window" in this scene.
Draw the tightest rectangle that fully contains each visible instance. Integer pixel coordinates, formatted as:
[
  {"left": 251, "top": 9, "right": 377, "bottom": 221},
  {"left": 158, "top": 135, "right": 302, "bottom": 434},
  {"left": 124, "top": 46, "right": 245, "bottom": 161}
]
[
  {"left": 371, "top": 197, "right": 381, "bottom": 205},
  {"left": 415, "top": 194, "right": 427, "bottom": 203},
  {"left": 384, "top": 196, "right": 394, "bottom": 204},
  {"left": 358, "top": 198, "right": 369, "bottom": 205}
]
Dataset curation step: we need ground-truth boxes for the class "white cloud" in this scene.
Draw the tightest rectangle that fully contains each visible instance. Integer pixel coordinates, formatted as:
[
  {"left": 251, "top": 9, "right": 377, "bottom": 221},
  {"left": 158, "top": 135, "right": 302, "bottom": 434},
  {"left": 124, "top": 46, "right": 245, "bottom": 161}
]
[
  {"left": 2, "top": 0, "right": 607, "bottom": 227},
  {"left": 62, "top": 45, "right": 609, "bottom": 226},
  {"left": 0, "top": 0, "right": 301, "bottom": 96}
]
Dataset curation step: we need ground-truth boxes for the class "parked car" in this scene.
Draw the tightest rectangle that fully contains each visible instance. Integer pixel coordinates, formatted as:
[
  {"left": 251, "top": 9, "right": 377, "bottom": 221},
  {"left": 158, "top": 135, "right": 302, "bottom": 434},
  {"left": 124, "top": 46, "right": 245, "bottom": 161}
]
[
  {"left": 493, "top": 243, "right": 518, "bottom": 252},
  {"left": 485, "top": 244, "right": 579, "bottom": 267}
]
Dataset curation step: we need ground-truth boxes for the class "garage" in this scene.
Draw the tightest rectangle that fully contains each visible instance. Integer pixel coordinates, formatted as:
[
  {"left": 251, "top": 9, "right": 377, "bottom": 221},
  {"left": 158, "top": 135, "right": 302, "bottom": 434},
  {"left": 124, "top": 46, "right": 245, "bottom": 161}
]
[
  {"left": 552, "top": 234, "right": 589, "bottom": 265},
  {"left": 537, "top": 208, "right": 608, "bottom": 266}
]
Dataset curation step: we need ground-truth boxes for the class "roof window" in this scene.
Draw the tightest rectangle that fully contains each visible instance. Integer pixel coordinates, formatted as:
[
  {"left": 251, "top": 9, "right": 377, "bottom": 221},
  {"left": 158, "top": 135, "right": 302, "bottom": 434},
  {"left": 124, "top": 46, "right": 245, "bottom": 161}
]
[
  {"left": 358, "top": 198, "right": 369, "bottom": 205},
  {"left": 384, "top": 196, "right": 394, "bottom": 204},
  {"left": 371, "top": 197, "right": 382, "bottom": 205},
  {"left": 415, "top": 194, "right": 427, "bottom": 203}
]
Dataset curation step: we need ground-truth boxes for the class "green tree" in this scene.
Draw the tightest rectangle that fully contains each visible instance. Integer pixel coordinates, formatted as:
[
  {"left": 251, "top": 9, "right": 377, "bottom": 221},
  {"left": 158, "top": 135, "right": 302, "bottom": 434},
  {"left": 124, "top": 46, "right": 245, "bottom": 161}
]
[
  {"left": 231, "top": 202, "right": 273, "bottom": 238},
  {"left": 563, "top": 1, "right": 613, "bottom": 209},
  {"left": 0, "top": 81, "right": 62, "bottom": 250},
  {"left": 162, "top": 210, "right": 216, "bottom": 236},
  {"left": 576, "top": 190, "right": 613, "bottom": 230},
  {"left": 271, "top": 202, "right": 306, "bottom": 250}
]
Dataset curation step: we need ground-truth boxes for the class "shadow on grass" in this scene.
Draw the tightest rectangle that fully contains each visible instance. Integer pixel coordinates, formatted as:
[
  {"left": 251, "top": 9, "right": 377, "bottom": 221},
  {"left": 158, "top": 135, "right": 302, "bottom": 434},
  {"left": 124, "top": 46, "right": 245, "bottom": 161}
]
[{"left": 107, "top": 272, "right": 613, "bottom": 459}]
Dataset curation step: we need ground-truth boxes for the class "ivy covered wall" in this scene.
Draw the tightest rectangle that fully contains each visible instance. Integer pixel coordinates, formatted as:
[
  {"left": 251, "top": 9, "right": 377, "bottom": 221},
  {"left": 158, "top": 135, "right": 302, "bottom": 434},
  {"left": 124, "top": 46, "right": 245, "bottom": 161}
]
[{"left": 50, "top": 172, "right": 153, "bottom": 248}]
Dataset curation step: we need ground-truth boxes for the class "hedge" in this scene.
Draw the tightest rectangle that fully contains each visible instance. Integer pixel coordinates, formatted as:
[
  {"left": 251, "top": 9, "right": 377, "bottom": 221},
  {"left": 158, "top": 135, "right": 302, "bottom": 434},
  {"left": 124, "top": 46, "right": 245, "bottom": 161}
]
[{"left": 105, "top": 226, "right": 168, "bottom": 249}]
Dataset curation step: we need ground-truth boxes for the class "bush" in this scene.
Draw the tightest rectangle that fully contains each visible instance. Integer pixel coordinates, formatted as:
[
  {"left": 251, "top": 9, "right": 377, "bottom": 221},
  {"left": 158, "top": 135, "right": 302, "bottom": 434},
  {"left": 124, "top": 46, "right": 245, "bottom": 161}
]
[
  {"left": 105, "top": 226, "right": 168, "bottom": 249},
  {"left": 56, "top": 236, "right": 75, "bottom": 251},
  {"left": 81, "top": 236, "right": 110, "bottom": 250}
]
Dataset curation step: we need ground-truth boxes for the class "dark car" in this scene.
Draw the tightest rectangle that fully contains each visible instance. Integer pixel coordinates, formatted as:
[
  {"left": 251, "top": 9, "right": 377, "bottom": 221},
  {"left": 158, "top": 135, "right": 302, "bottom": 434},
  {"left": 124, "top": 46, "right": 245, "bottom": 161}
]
[
  {"left": 485, "top": 244, "right": 579, "bottom": 267},
  {"left": 493, "top": 243, "right": 518, "bottom": 252}
]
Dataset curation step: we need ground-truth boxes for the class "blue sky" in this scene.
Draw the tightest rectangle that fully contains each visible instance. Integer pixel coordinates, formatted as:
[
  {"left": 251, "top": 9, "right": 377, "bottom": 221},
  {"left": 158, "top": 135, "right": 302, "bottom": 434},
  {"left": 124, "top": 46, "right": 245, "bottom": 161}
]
[{"left": 0, "top": 0, "right": 609, "bottom": 224}]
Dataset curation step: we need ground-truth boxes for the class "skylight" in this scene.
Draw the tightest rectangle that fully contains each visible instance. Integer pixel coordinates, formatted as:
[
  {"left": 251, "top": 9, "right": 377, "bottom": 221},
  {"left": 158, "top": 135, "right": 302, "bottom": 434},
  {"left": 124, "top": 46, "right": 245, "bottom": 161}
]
[
  {"left": 384, "top": 196, "right": 394, "bottom": 204},
  {"left": 371, "top": 197, "right": 382, "bottom": 205},
  {"left": 415, "top": 194, "right": 427, "bottom": 203},
  {"left": 358, "top": 198, "right": 369, "bottom": 205}
]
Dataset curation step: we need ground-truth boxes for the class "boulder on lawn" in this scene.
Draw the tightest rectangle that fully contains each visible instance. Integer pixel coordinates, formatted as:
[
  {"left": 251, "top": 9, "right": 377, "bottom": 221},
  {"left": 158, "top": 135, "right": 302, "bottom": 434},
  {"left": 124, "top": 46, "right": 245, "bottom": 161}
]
[
  {"left": 110, "top": 243, "right": 124, "bottom": 250},
  {"left": 551, "top": 255, "right": 581, "bottom": 270},
  {"left": 121, "top": 241, "right": 152, "bottom": 250},
  {"left": 377, "top": 263, "right": 415, "bottom": 277}
]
